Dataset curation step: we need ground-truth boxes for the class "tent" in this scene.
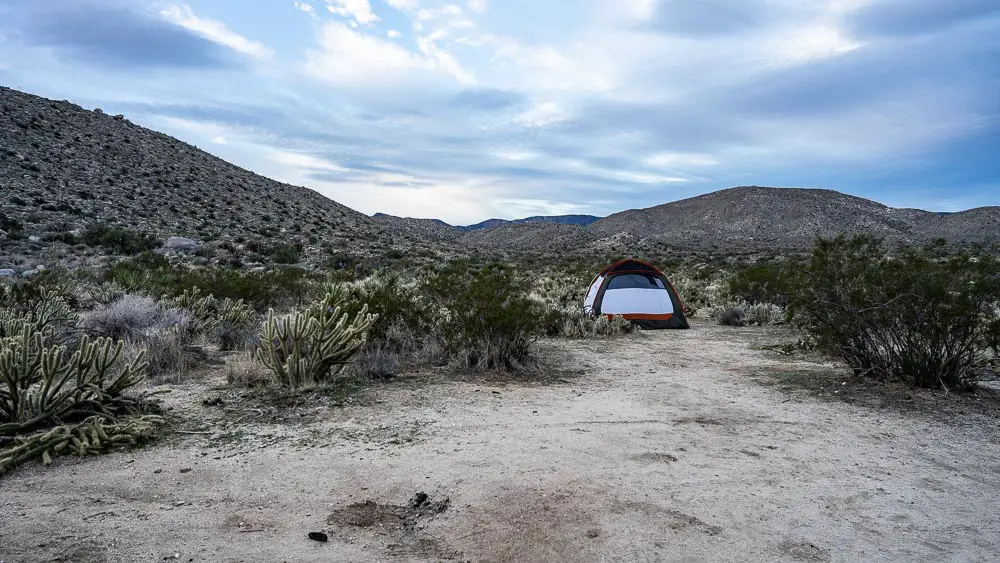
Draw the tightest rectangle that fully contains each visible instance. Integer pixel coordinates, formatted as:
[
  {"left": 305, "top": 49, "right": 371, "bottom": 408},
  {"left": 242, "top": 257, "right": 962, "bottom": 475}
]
[{"left": 583, "top": 259, "right": 689, "bottom": 329}]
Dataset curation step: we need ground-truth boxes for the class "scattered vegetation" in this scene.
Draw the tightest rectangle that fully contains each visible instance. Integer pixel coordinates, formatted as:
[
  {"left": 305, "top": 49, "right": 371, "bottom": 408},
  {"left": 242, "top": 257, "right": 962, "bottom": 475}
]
[
  {"left": 791, "top": 236, "right": 1000, "bottom": 390},
  {"left": 80, "top": 224, "right": 160, "bottom": 255}
]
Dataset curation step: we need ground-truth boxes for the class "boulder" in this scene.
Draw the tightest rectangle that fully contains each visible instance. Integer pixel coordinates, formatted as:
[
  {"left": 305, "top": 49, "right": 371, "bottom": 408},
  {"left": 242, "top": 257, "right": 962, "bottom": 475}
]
[
  {"left": 0, "top": 269, "right": 15, "bottom": 278},
  {"left": 166, "top": 236, "right": 198, "bottom": 251}
]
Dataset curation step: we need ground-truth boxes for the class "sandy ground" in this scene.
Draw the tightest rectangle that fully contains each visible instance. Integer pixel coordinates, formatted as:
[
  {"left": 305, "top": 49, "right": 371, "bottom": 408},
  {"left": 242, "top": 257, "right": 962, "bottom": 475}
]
[{"left": 2, "top": 322, "right": 999, "bottom": 563}]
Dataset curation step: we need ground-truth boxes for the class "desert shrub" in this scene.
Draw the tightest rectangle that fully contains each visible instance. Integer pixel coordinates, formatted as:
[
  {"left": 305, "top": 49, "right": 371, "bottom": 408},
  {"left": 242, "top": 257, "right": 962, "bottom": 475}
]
[
  {"left": 356, "top": 343, "right": 400, "bottom": 380},
  {"left": 727, "top": 262, "right": 801, "bottom": 307},
  {"left": 715, "top": 307, "right": 745, "bottom": 327},
  {"left": 160, "top": 267, "right": 313, "bottom": 310},
  {"left": 161, "top": 287, "right": 259, "bottom": 350},
  {"left": 551, "top": 308, "right": 634, "bottom": 338},
  {"left": 140, "top": 326, "right": 195, "bottom": 381},
  {"left": 424, "top": 263, "right": 541, "bottom": 371},
  {"left": 0, "top": 212, "right": 24, "bottom": 240},
  {"left": 670, "top": 274, "right": 725, "bottom": 317},
  {"left": 225, "top": 352, "right": 272, "bottom": 388},
  {"left": 326, "top": 275, "right": 431, "bottom": 341},
  {"left": 711, "top": 301, "right": 786, "bottom": 327},
  {"left": 80, "top": 224, "right": 160, "bottom": 255},
  {"left": 257, "top": 293, "right": 377, "bottom": 388},
  {"left": 267, "top": 242, "right": 304, "bottom": 264},
  {"left": 791, "top": 236, "right": 1000, "bottom": 390},
  {"left": 89, "top": 282, "right": 130, "bottom": 306},
  {"left": 81, "top": 295, "right": 189, "bottom": 341}
]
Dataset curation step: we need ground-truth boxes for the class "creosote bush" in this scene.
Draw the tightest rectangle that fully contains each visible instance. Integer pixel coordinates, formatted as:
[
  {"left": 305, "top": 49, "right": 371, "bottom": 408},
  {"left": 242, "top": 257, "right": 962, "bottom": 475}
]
[
  {"left": 424, "top": 263, "right": 541, "bottom": 371},
  {"left": 792, "top": 235, "right": 1000, "bottom": 390}
]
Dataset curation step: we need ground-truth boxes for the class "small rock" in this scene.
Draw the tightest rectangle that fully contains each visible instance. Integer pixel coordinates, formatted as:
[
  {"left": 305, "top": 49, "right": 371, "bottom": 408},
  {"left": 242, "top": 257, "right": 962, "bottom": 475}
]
[
  {"left": 586, "top": 529, "right": 600, "bottom": 538},
  {"left": 179, "top": 468, "right": 192, "bottom": 473},
  {"left": 308, "top": 532, "right": 328, "bottom": 542},
  {"left": 166, "top": 236, "right": 198, "bottom": 251},
  {"left": 154, "top": 469, "right": 162, "bottom": 474}
]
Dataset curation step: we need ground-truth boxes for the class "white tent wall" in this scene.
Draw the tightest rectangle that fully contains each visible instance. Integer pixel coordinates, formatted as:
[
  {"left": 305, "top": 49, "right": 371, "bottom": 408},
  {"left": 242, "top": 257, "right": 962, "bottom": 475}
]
[
  {"left": 583, "top": 275, "right": 604, "bottom": 313},
  {"left": 599, "top": 288, "right": 674, "bottom": 315}
]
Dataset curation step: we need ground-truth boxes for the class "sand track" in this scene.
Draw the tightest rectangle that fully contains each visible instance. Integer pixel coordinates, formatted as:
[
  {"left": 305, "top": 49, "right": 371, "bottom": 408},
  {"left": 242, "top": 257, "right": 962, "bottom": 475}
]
[{"left": 2, "top": 323, "right": 998, "bottom": 562}]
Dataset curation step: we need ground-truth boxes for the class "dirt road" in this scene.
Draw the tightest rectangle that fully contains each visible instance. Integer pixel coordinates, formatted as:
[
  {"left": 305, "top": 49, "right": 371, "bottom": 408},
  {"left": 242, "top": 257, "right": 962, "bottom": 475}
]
[{"left": 2, "top": 323, "right": 999, "bottom": 562}]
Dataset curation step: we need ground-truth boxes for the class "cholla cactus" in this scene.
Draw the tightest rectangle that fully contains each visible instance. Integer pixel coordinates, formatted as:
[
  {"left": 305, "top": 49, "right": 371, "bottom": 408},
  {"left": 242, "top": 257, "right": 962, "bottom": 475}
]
[
  {"left": 257, "top": 293, "right": 377, "bottom": 388},
  {"left": 162, "top": 289, "right": 258, "bottom": 347},
  {"left": 0, "top": 325, "right": 148, "bottom": 431},
  {"left": 557, "top": 308, "right": 634, "bottom": 338}
]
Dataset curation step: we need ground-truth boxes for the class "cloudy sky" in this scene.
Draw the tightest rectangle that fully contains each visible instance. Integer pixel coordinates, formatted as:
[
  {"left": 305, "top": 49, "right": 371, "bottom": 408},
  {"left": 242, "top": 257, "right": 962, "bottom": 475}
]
[{"left": 1, "top": 0, "right": 997, "bottom": 224}]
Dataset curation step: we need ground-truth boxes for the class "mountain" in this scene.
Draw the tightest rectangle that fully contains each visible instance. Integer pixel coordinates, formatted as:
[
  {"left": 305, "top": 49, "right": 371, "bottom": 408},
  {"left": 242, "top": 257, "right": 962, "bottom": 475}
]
[
  {"left": 371, "top": 213, "right": 461, "bottom": 242},
  {"left": 586, "top": 186, "right": 1000, "bottom": 250},
  {"left": 458, "top": 221, "right": 592, "bottom": 252},
  {"left": 0, "top": 85, "right": 402, "bottom": 267},
  {"left": 4, "top": 85, "right": 998, "bottom": 268},
  {"left": 457, "top": 214, "right": 601, "bottom": 231}
]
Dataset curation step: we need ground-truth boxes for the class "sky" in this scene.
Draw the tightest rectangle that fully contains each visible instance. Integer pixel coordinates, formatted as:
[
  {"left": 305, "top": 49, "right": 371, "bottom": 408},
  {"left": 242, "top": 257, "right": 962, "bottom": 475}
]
[{"left": 0, "top": 0, "right": 998, "bottom": 224}]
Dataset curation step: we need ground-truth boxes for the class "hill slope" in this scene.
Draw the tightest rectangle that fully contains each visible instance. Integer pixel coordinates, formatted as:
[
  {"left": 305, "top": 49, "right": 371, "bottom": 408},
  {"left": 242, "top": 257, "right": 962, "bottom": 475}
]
[
  {"left": 458, "top": 214, "right": 601, "bottom": 231},
  {"left": 0, "top": 86, "right": 393, "bottom": 266},
  {"left": 586, "top": 186, "right": 1000, "bottom": 250}
]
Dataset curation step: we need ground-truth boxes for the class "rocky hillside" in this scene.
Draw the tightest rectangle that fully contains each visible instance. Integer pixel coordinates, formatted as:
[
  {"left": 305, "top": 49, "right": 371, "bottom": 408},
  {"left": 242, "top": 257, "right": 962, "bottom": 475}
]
[
  {"left": 458, "top": 221, "right": 591, "bottom": 252},
  {"left": 371, "top": 213, "right": 461, "bottom": 242},
  {"left": 0, "top": 86, "right": 402, "bottom": 269},
  {"left": 586, "top": 187, "right": 1000, "bottom": 249},
  {"left": 458, "top": 214, "right": 601, "bottom": 232},
  {"left": 3, "top": 86, "right": 997, "bottom": 269},
  {"left": 449, "top": 186, "right": 1000, "bottom": 254}
]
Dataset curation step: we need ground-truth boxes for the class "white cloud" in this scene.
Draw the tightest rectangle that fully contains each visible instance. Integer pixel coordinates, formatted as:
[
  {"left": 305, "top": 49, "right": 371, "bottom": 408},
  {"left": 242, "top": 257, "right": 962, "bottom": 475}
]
[
  {"left": 305, "top": 22, "right": 474, "bottom": 86},
  {"left": 270, "top": 150, "right": 348, "bottom": 173},
  {"left": 643, "top": 152, "right": 719, "bottom": 168},
  {"left": 514, "top": 101, "right": 570, "bottom": 127},
  {"left": 211, "top": 136, "right": 228, "bottom": 144},
  {"left": 386, "top": 0, "right": 420, "bottom": 11},
  {"left": 388, "top": 30, "right": 402, "bottom": 38},
  {"left": 325, "top": 0, "right": 379, "bottom": 25},
  {"left": 294, "top": 1, "right": 316, "bottom": 15},
  {"left": 496, "top": 199, "right": 589, "bottom": 217},
  {"left": 467, "top": 0, "right": 487, "bottom": 14},
  {"left": 160, "top": 5, "right": 273, "bottom": 59}
]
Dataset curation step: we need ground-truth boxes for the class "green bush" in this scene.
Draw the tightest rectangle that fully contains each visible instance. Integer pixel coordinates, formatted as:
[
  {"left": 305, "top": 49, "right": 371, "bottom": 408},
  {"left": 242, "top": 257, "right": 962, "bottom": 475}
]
[
  {"left": 424, "top": 263, "right": 541, "bottom": 371},
  {"left": 328, "top": 275, "right": 431, "bottom": 341},
  {"left": 81, "top": 224, "right": 160, "bottom": 255},
  {"left": 159, "top": 267, "right": 313, "bottom": 311},
  {"left": 0, "top": 212, "right": 24, "bottom": 240},
  {"left": 727, "top": 262, "right": 801, "bottom": 307},
  {"left": 791, "top": 236, "right": 1000, "bottom": 390},
  {"left": 267, "top": 242, "right": 303, "bottom": 264}
]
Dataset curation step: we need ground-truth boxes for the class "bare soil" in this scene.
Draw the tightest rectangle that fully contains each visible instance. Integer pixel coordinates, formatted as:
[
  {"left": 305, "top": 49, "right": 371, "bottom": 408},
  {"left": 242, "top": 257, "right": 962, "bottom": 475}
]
[{"left": 2, "top": 322, "right": 999, "bottom": 562}]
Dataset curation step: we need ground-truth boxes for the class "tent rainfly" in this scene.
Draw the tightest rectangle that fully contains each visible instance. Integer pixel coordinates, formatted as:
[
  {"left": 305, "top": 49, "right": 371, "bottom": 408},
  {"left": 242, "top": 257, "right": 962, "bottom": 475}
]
[{"left": 583, "top": 259, "right": 689, "bottom": 329}]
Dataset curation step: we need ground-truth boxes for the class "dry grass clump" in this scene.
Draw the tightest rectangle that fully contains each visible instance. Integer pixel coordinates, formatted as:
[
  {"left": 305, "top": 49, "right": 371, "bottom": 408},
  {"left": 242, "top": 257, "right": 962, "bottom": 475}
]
[{"left": 711, "top": 301, "right": 786, "bottom": 327}]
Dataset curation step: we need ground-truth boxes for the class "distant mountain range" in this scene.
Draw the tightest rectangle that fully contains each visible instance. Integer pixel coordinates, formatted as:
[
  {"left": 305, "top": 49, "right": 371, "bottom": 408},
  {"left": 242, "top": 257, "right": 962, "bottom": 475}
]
[
  {"left": 3, "top": 84, "right": 999, "bottom": 269},
  {"left": 372, "top": 213, "right": 601, "bottom": 232}
]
